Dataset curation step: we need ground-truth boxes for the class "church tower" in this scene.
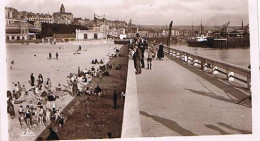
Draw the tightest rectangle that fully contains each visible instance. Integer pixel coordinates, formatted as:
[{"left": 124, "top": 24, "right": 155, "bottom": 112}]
[{"left": 60, "top": 4, "right": 65, "bottom": 13}]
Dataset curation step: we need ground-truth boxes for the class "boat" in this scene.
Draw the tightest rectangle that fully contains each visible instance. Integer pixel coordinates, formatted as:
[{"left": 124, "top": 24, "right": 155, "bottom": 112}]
[{"left": 186, "top": 35, "right": 208, "bottom": 47}]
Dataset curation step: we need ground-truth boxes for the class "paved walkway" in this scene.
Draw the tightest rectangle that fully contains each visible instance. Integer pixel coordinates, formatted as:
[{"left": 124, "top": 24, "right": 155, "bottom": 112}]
[{"left": 136, "top": 56, "right": 252, "bottom": 137}]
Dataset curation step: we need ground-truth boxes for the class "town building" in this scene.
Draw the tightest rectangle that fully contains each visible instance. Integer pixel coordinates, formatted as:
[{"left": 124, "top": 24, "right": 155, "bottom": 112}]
[
  {"left": 75, "top": 29, "right": 106, "bottom": 40},
  {"left": 5, "top": 7, "right": 40, "bottom": 41},
  {"left": 53, "top": 4, "right": 74, "bottom": 24},
  {"left": 5, "top": 7, "right": 19, "bottom": 25},
  {"left": 24, "top": 12, "right": 53, "bottom": 23}
]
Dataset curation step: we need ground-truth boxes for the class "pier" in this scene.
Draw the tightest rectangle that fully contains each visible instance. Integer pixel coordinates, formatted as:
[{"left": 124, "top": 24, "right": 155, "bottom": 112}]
[{"left": 122, "top": 43, "right": 251, "bottom": 137}]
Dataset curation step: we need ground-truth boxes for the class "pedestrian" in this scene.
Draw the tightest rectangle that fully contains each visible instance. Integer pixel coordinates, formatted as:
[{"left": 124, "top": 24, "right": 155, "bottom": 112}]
[
  {"left": 113, "top": 90, "right": 117, "bottom": 109},
  {"left": 30, "top": 73, "right": 35, "bottom": 86},
  {"left": 157, "top": 42, "right": 164, "bottom": 60},
  {"left": 47, "top": 127, "right": 59, "bottom": 140},
  {"left": 59, "top": 113, "right": 65, "bottom": 130},
  {"left": 56, "top": 52, "right": 59, "bottom": 60},
  {"left": 72, "top": 80, "right": 78, "bottom": 96},
  {"left": 147, "top": 49, "right": 153, "bottom": 70},
  {"left": 78, "top": 67, "right": 81, "bottom": 76},
  {"left": 38, "top": 74, "right": 43, "bottom": 90},
  {"left": 94, "top": 85, "right": 101, "bottom": 95},
  {"left": 25, "top": 105, "right": 31, "bottom": 127},
  {"left": 49, "top": 52, "right": 52, "bottom": 59},
  {"left": 78, "top": 45, "right": 81, "bottom": 51},
  {"left": 46, "top": 78, "right": 52, "bottom": 90},
  {"left": 85, "top": 98, "right": 90, "bottom": 117},
  {"left": 138, "top": 40, "right": 145, "bottom": 68},
  {"left": 135, "top": 46, "right": 142, "bottom": 74},
  {"left": 18, "top": 105, "right": 24, "bottom": 116}
]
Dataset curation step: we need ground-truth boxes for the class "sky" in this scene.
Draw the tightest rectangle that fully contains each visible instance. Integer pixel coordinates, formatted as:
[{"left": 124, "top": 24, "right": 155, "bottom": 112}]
[{"left": 5, "top": 0, "right": 249, "bottom": 26}]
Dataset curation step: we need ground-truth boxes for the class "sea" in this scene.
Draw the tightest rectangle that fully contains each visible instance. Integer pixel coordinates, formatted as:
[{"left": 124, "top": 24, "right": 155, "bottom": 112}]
[{"left": 170, "top": 43, "right": 250, "bottom": 68}]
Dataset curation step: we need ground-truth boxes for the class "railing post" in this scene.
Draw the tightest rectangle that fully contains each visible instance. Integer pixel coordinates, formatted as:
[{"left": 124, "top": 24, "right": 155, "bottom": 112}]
[
  {"left": 226, "top": 69, "right": 229, "bottom": 80},
  {"left": 212, "top": 66, "right": 219, "bottom": 74},
  {"left": 201, "top": 60, "right": 204, "bottom": 70},
  {"left": 228, "top": 72, "right": 235, "bottom": 81}
]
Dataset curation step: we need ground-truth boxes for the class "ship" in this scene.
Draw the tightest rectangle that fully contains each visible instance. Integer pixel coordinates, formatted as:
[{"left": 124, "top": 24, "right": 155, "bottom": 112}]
[
  {"left": 186, "top": 36, "right": 208, "bottom": 47},
  {"left": 186, "top": 21, "right": 249, "bottom": 48},
  {"left": 186, "top": 20, "right": 210, "bottom": 47}
]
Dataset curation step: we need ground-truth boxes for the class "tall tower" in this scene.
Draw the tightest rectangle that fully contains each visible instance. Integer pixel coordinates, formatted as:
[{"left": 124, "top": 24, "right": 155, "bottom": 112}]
[{"left": 60, "top": 4, "right": 65, "bottom": 13}]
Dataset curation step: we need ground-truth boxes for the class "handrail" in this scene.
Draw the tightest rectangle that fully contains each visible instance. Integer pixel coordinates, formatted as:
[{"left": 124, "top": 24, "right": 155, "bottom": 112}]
[{"left": 149, "top": 42, "right": 251, "bottom": 89}]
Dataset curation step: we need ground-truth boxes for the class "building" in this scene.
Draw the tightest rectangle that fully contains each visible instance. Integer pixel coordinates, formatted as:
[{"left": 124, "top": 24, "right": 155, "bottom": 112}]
[
  {"left": 76, "top": 29, "right": 106, "bottom": 40},
  {"left": 74, "top": 18, "right": 84, "bottom": 26},
  {"left": 5, "top": 7, "right": 19, "bottom": 25},
  {"left": 53, "top": 4, "right": 74, "bottom": 24},
  {"left": 25, "top": 12, "right": 53, "bottom": 24},
  {"left": 5, "top": 18, "right": 35, "bottom": 41}
]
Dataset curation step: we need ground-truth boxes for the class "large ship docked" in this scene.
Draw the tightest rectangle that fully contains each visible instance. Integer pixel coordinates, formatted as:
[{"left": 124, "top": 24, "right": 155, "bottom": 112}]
[
  {"left": 186, "top": 21, "right": 249, "bottom": 48},
  {"left": 186, "top": 35, "right": 208, "bottom": 47}
]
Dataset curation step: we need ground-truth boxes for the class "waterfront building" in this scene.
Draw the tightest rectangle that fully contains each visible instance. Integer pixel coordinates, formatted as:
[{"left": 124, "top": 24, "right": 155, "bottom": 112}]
[
  {"left": 5, "top": 7, "right": 19, "bottom": 25},
  {"left": 5, "top": 18, "right": 36, "bottom": 41},
  {"left": 76, "top": 29, "right": 106, "bottom": 40},
  {"left": 53, "top": 4, "right": 74, "bottom": 24}
]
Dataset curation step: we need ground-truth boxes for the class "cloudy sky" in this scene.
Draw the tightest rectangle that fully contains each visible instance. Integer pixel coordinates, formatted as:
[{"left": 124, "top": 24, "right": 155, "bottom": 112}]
[{"left": 5, "top": 0, "right": 249, "bottom": 26}]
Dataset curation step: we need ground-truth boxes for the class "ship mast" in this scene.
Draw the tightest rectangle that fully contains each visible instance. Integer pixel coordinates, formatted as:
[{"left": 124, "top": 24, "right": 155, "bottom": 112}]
[
  {"left": 200, "top": 19, "right": 203, "bottom": 36},
  {"left": 191, "top": 21, "right": 193, "bottom": 37}
]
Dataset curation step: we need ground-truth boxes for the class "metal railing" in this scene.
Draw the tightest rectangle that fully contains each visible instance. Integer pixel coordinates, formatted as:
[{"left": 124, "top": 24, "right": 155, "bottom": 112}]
[{"left": 150, "top": 43, "right": 251, "bottom": 90}]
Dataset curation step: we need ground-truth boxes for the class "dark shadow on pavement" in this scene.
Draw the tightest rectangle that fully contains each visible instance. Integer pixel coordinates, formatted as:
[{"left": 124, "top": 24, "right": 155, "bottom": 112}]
[
  {"left": 185, "top": 88, "right": 251, "bottom": 108},
  {"left": 140, "top": 111, "right": 197, "bottom": 136},
  {"left": 166, "top": 54, "right": 251, "bottom": 107},
  {"left": 217, "top": 122, "right": 252, "bottom": 134},
  {"left": 205, "top": 124, "right": 230, "bottom": 135}
]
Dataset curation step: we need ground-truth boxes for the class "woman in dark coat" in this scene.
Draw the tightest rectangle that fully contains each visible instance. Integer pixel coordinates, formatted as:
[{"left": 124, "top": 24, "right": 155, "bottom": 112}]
[{"left": 157, "top": 43, "right": 164, "bottom": 60}]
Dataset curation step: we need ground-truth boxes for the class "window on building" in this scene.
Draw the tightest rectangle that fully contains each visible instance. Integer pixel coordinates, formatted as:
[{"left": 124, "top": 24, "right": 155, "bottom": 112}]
[
  {"left": 94, "top": 33, "right": 98, "bottom": 39},
  {"left": 84, "top": 34, "right": 88, "bottom": 39}
]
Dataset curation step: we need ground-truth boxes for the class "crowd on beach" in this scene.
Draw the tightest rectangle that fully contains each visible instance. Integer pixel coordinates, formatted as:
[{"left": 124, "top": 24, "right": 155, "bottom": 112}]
[
  {"left": 6, "top": 44, "right": 125, "bottom": 140},
  {"left": 129, "top": 33, "right": 164, "bottom": 74}
]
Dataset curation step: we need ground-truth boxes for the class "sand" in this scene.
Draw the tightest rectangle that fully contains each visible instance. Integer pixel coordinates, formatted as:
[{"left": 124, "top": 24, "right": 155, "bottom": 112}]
[{"left": 6, "top": 43, "right": 122, "bottom": 141}]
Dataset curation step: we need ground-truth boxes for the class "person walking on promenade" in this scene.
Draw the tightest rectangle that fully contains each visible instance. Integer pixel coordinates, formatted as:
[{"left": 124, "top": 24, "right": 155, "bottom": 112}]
[
  {"left": 138, "top": 40, "right": 145, "bottom": 68},
  {"left": 85, "top": 97, "right": 91, "bottom": 117},
  {"left": 147, "top": 49, "right": 153, "bottom": 70},
  {"left": 134, "top": 45, "right": 142, "bottom": 74},
  {"left": 49, "top": 52, "right": 52, "bottom": 59},
  {"left": 30, "top": 73, "right": 35, "bottom": 86},
  {"left": 56, "top": 52, "right": 59, "bottom": 60},
  {"left": 113, "top": 90, "right": 117, "bottom": 109},
  {"left": 157, "top": 42, "right": 164, "bottom": 60}
]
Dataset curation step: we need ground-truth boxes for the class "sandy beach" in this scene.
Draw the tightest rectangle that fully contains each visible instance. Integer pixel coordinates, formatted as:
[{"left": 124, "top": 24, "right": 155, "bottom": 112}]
[{"left": 6, "top": 43, "right": 122, "bottom": 141}]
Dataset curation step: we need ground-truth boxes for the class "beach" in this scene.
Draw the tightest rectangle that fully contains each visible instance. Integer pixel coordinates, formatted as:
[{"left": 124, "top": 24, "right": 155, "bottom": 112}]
[{"left": 6, "top": 43, "right": 123, "bottom": 141}]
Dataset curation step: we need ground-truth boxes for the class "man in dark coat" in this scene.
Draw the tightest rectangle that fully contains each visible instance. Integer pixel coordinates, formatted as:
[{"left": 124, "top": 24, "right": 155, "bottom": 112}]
[
  {"left": 157, "top": 43, "right": 164, "bottom": 60},
  {"left": 113, "top": 90, "right": 117, "bottom": 109},
  {"left": 133, "top": 49, "right": 137, "bottom": 69},
  {"left": 138, "top": 41, "right": 145, "bottom": 68},
  {"left": 134, "top": 46, "right": 142, "bottom": 74},
  {"left": 30, "top": 73, "right": 35, "bottom": 86}
]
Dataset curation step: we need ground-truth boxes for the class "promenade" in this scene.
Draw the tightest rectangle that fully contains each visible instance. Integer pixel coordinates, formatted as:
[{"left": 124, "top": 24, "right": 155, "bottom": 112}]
[{"left": 135, "top": 55, "right": 252, "bottom": 137}]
